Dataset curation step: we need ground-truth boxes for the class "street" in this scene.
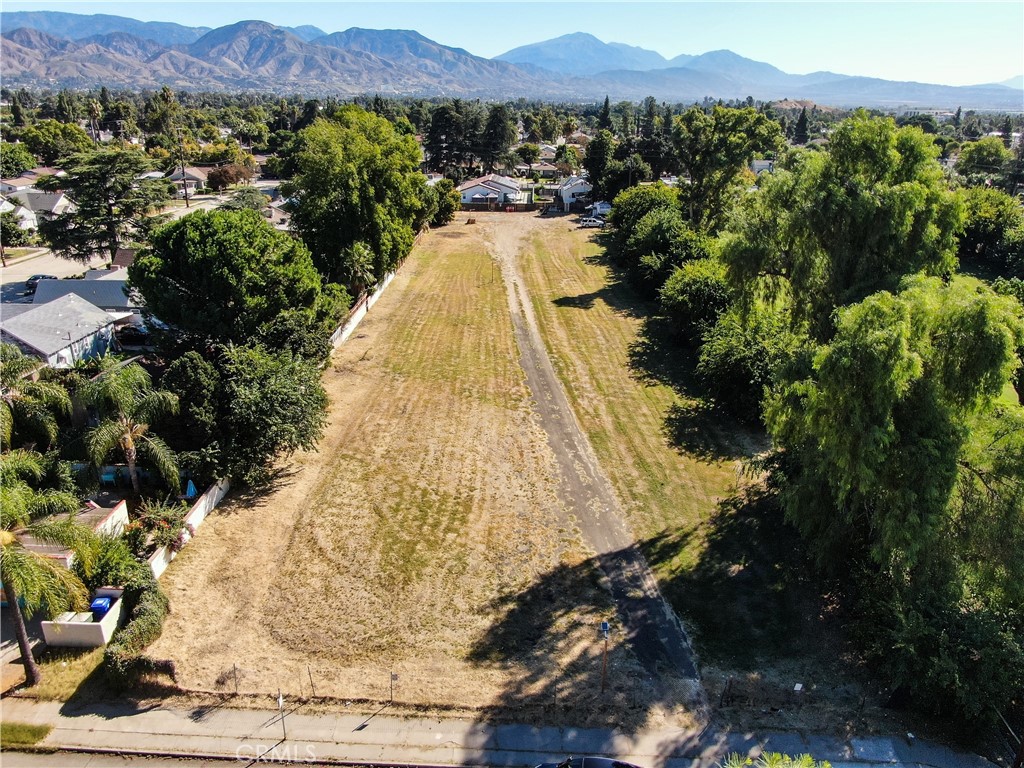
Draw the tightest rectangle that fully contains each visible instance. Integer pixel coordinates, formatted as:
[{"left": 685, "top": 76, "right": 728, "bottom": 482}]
[{"left": 0, "top": 249, "right": 108, "bottom": 304}]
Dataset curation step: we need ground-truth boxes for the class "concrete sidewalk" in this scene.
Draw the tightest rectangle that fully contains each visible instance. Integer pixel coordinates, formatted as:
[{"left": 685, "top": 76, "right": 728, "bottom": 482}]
[{"left": 0, "top": 697, "right": 995, "bottom": 768}]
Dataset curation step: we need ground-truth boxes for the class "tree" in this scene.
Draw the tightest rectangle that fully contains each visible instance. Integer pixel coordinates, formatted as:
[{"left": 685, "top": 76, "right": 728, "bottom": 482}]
[
  {"left": 206, "top": 163, "right": 254, "bottom": 191},
  {"left": 766, "top": 276, "right": 1024, "bottom": 572},
  {"left": 20, "top": 120, "right": 92, "bottom": 165},
  {"left": 0, "top": 141, "right": 37, "bottom": 178},
  {"left": 672, "top": 105, "right": 783, "bottom": 231},
  {"left": 621, "top": 206, "right": 708, "bottom": 293},
  {"left": 130, "top": 209, "right": 347, "bottom": 359},
  {"left": 1001, "top": 116, "right": 1013, "bottom": 149},
  {"left": 553, "top": 144, "right": 580, "bottom": 174},
  {"left": 959, "top": 186, "right": 1024, "bottom": 276},
  {"left": 1, "top": 343, "right": 71, "bottom": 450},
  {"left": 582, "top": 129, "right": 615, "bottom": 200},
  {"left": 285, "top": 106, "right": 425, "bottom": 285},
  {"left": 431, "top": 178, "right": 460, "bottom": 227},
  {"left": 81, "top": 362, "right": 180, "bottom": 494},
  {"left": 608, "top": 182, "right": 680, "bottom": 249},
  {"left": 601, "top": 153, "right": 652, "bottom": 200},
  {"left": 723, "top": 112, "right": 963, "bottom": 341},
  {"left": 955, "top": 136, "right": 1012, "bottom": 185},
  {"left": 37, "top": 148, "right": 172, "bottom": 262},
  {"left": 659, "top": 257, "right": 734, "bottom": 342},
  {"left": 515, "top": 143, "right": 540, "bottom": 173},
  {"left": 1, "top": 212, "right": 31, "bottom": 256},
  {"left": 597, "top": 96, "right": 613, "bottom": 131},
  {"left": 217, "top": 345, "right": 329, "bottom": 486},
  {"left": 142, "top": 86, "right": 181, "bottom": 141},
  {"left": 220, "top": 186, "right": 270, "bottom": 212},
  {"left": 1, "top": 449, "right": 93, "bottom": 687},
  {"left": 698, "top": 304, "right": 795, "bottom": 421},
  {"left": 792, "top": 107, "right": 809, "bottom": 145},
  {"left": 480, "top": 104, "right": 516, "bottom": 174}
]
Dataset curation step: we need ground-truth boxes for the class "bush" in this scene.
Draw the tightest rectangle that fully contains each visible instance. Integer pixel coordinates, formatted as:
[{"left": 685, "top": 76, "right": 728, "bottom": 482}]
[
  {"left": 660, "top": 258, "right": 733, "bottom": 342},
  {"left": 103, "top": 575, "right": 173, "bottom": 689},
  {"left": 72, "top": 535, "right": 149, "bottom": 591},
  {"left": 698, "top": 305, "right": 794, "bottom": 422}
]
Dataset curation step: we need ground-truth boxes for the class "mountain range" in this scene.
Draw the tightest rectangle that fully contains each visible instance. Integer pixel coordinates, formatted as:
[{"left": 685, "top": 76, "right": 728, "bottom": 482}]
[{"left": 1, "top": 11, "right": 1021, "bottom": 109}]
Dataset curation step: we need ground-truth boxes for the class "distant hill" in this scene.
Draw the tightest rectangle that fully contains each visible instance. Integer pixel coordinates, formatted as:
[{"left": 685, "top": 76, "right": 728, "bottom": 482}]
[
  {"left": 0, "top": 10, "right": 208, "bottom": 45},
  {"left": 1, "top": 11, "right": 1021, "bottom": 109},
  {"left": 496, "top": 32, "right": 670, "bottom": 77}
]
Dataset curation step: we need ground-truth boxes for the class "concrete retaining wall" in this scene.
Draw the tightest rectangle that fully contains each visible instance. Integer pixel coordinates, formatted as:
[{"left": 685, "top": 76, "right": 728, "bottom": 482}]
[{"left": 148, "top": 478, "right": 231, "bottom": 579}]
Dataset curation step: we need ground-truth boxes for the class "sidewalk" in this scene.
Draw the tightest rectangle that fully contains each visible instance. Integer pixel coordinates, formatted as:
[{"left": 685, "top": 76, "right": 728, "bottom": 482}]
[{"left": 0, "top": 697, "right": 995, "bottom": 768}]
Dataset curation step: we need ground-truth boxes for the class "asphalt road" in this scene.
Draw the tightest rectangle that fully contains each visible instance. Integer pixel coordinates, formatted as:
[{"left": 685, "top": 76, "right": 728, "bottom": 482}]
[{"left": 1, "top": 249, "right": 108, "bottom": 305}]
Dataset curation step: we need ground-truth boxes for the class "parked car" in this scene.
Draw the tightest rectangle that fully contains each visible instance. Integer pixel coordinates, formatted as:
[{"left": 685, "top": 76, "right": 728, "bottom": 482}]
[
  {"left": 535, "top": 758, "right": 643, "bottom": 768},
  {"left": 24, "top": 274, "right": 58, "bottom": 293},
  {"left": 580, "top": 217, "right": 606, "bottom": 228},
  {"left": 115, "top": 325, "right": 150, "bottom": 346}
]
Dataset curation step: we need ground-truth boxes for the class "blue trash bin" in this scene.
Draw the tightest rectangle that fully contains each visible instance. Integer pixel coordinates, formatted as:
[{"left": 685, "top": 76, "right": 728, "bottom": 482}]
[{"left": 90, "top": 596, "right": 111, "bottom": 621}]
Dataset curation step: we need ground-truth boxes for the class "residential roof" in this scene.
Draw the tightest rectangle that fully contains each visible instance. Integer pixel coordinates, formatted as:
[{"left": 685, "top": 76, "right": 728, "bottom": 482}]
[
  {"left": 0, "top": 294, "right": 116, "bottom": 357},
  {"left": 458, "top": 174, "right": 521, "bottom": 193},
  {"left": 111, "top": 248, "right": 137, "bottom": 269},
  {"left": 0, "top": 176, "right": 37, "bottom": 189},
  {"left": 7, "top": 189, "right": 69, "bottom": 215},
  {"left": 32, "top": 278, "right": 139, "bottom": 310},
  {"left": 167, "top": 166, "right": 209, "bottom": 182}
]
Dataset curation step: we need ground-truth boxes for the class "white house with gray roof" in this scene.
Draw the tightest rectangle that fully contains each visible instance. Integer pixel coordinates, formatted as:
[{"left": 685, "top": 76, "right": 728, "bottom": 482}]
[
  {"left": 1, "top": 294, "right": 118, "bottom": 367},
  {"left": 32, "top": 278, "right": 142, "bottom": 320}
]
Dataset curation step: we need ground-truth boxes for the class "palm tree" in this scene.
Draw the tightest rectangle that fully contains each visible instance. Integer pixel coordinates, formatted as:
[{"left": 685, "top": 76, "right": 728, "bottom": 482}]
[
  {"left": 1, "top": 449, "right": 93, "bottom": 686},
  {"left": 1, "top": 344, "right": 72, "bottom": 451},
  {"left": 80, "top": 362, "right": 179, "bottom": 494}
]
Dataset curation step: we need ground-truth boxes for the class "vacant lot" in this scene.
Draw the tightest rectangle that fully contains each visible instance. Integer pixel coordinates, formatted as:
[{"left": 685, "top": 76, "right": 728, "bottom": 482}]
[
  {"left": 151, "top": 219, "right": 685, "bottom": 728},
  {"left": 152, "top": 212, "right": 872, "bottom": 734}
]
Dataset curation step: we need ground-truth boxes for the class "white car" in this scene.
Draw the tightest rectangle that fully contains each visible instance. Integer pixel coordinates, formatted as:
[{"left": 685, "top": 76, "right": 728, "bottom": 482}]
[{"left": 580, "top": 217, "right": 605, "bottom": 228}]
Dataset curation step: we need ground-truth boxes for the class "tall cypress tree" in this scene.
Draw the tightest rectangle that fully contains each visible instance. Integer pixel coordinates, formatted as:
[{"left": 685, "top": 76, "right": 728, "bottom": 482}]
[
  {"left": 793, "top": 106, "right": 810, "bottom": 145},
  {"left": 598, "top": 96, "right": 613, "bottom": 131}
]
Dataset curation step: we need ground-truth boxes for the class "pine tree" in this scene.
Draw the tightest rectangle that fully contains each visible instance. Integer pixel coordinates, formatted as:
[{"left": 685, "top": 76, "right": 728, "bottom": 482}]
[
  {"left": 598, "top": 96, "right": 613, "bottom": 131},
  {"left": 793, "top": 106, "right": 810, "bottom": 145},
  {"left": 1001, "top": 116, "right": 1013, "bottom": 149}
]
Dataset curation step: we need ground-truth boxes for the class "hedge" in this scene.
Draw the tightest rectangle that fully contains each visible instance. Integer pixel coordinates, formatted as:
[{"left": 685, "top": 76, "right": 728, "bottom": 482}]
[{"left": 102, "top": 575, "right": 175, "bottom": 689}]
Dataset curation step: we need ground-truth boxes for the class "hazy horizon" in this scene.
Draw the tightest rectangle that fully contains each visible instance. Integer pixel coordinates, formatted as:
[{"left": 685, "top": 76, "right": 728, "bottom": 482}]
[{"left": 3, "top": 1, "right": 1023, "bottom": 88}]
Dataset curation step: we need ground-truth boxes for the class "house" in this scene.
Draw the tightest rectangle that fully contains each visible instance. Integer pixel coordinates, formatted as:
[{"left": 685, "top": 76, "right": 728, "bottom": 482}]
[
  {"left": 0, "top": 294, "right": 118, "bottom": 367},
  {"left": 32, "top": 278, "right": 143, "bottom": 319},
  {"left": 111, "top": 247, "right": 137, "bottom": 271},
  {"left": 0, "top": 166, "right": 65, "bottom": 194},
  {"left": 558, "top": 176, "right": 593, "bottom": 212},
  {"left": 166, "top": 166, "right": 209, "bottom": 197},
  {"left": 516, "top": 161, "right": 560, "bottom": 179},
  {"left": 458, "top": 174, "right": 531, "bottom": 207},
  {"left": 0, "top": 194, "right": 37, "bottom": 230},
  {"left": 7, "top": 189, "right": 74, "bottom": 222},
  {"left": 17, "top": 499, "right": 129, "bottom": 569},
  {"left": 751, "top": 159, "right": 774, "bottom": 175}
]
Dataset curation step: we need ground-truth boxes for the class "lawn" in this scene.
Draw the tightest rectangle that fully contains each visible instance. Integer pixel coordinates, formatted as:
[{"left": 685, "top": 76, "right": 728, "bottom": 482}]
[{"left": 0, "top": 722, "right": 52, "bottom": 748}]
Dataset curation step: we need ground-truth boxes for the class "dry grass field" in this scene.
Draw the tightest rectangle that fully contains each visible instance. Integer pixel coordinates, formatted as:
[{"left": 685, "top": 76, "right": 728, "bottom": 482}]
[
  {"left": 150, "top": 212, "right": 872, "bottom": 735},
  {"left": 150, "top": 219, "right": 690, "bottom": 730}
]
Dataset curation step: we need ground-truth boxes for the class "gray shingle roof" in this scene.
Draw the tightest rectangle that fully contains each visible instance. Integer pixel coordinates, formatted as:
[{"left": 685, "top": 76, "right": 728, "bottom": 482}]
[
  {"left": 32, "top": 278, "right": 140, "bottom": 310},
  {"left": 1, "top": 294, "right": 115, "bottom": 356}
]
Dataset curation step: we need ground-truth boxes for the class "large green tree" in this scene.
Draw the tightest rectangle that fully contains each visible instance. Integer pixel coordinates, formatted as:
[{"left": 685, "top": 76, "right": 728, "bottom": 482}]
[
  {"left": 767, "top": 276, "right": 1023, "bottom": 571},
  {"left": 285, "top": 106, "right": 425, "bottom": 285},
  {"left": 20, "top": 120, "right": 93, "bottom": 165},
  {"left": 37, "top": 148, "right": 172, "bottom": 262},
  {"left": 217, "top": 345, "right": 329, "bottom": 486},
  {"left": 480, "top": 104, "right": 516, "bottom": 174},
  {"left": 955, "top": 136, "right": 1012, "bottom": 185},
  {"left": 672, "top": 105, "right": 782, "bottom": 231},
  {"left": 130, "top": 209, "right": 347, "bottom": 359},
  {"left": 582, "top": 130, "right": 615, "bottom": 201},
  {"left": 0, "top": 141, "right": 37, "bottom": 178},
  {"left": 723, "top": 112, "right": 963, "bottom": 341}
]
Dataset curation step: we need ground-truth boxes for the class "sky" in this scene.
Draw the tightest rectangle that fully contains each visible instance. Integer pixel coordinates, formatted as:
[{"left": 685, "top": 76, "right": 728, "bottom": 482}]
[{"left": 4, "top": 0, "right": 1023, "bottom": 87}]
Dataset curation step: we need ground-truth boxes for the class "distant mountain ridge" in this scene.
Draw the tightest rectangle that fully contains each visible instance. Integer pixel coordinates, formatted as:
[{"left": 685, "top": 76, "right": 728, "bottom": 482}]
[{"left": 1, "top": 10, "right": 1021, "bottom": 109}]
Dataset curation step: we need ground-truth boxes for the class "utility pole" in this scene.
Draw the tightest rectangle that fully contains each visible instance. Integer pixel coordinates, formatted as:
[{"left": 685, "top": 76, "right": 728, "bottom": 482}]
[{"left": 599, "top": 621, "right": 610, "bottom": 693}]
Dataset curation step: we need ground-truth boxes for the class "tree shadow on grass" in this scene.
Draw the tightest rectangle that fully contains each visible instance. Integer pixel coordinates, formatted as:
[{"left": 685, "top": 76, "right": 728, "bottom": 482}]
[{"left": 642, "top": 486, "right": 837, "bottom": 671}]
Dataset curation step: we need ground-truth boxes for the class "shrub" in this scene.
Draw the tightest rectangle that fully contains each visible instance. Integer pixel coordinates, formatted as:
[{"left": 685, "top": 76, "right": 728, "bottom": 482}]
[
  {"left": 102, "top": 575, "right": 173, "bottom": 689},
  {"left": 660, "top": 258, "right": 734, "bottom": 342}
]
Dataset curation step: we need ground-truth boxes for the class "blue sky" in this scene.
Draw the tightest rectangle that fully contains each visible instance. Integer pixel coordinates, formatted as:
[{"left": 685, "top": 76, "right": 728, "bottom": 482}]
[{"left": 5, "top": 1, "right": 1023, "bottom": 87}]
